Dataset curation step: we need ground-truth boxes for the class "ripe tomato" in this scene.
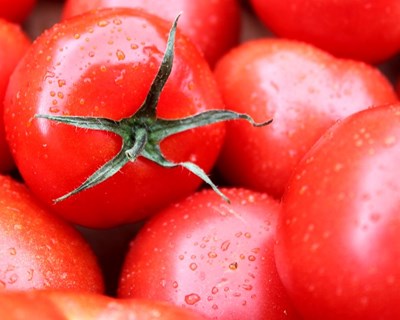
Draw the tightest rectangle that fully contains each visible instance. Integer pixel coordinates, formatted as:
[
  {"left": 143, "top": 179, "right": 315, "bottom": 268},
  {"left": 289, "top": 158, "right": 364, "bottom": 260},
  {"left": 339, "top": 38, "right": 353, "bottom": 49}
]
[
  {"left": 214, "top": 38, "right": 398, "bottom": 199},
  {"left": 61, "top": 0, "right": 241, "bottom": 67},
  {"left": 249, "top": 0, "right": 400, "bottom": 63},
  {"left": 4, "top": 8, "right": 227, "bottom": 228},
  {"left": 0, "top": 290, "right": 208, "bottom": 320},
  {"left": 118, "top": 188, "right": 300, "bottom": 319},
  {"left": 0, "top": 175, "right": 104, "bottom": 292},
  {"left": 275, "top": 104, "right": 400, "bottom": 319},
  {"left": 0, "top": 19, "right": 31, "bottom": 173},
  {"left": 0, "top": 0, "right": 36, "bottom": 23}
]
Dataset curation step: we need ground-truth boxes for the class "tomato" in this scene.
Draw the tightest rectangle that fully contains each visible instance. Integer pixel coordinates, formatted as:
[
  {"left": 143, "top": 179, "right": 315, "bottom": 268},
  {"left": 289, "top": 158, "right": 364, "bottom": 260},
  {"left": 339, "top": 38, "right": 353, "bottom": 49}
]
[
  {"left": 0, "top": 0, "right": 36, "bottom": 23},
  {"left": 275, "top": 103, "right": 400, "bottom": 319},
  {"left": 118, "top": 188, "right": 300, "bottom": 319},
  {"left": 0, "top": 174, "right": 104, "bottom": 292},
  {"left": 61, "top": 0, "right": 241, "bottom": 67},
  {"left": 249, "top": 0, "right": 400, "bottom": 63},
  {"left": 214, "top": 38, "right": 398, "bottom": 199},
  {"left": 0, "top": 290, "right": 208, "bottom": 319},
  {"left": 4, "top": 8, "right": 229, "bottom": 228},
  {"left": 0, "top": 19, "right": 30, "bottom": 173},
  {"left": 0, "top": 291, "right": 64, "bottom": 320}
]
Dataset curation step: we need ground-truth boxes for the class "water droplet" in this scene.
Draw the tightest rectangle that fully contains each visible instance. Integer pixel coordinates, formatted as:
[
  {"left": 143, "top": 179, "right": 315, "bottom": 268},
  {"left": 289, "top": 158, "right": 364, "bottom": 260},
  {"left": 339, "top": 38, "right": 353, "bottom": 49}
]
[
  {"left": 208, "top": 251, "right": 217, "bottom": 259},
  {"left": 88, "top": 51, "right": 95, "bottom": 57},
  {"left": 131, "top": 43, "right": 139, "bottom": 50},
  {"left": 334, "top": 163, "right": 344, "bottom": 172},
  {"left": 50, "top": 91, "right": 56, "bottom": 97},
  {"left": 44, "top": 70, "right": 55, "bottom": 81},
  {"left": 384, "top": 136, "right": 396, "bottom": 146},
  {"left": 187, "top": 81, "right": 194, "bottom": 90},
  {"left": 27, "top": 269, "right": 34, "bottom": 281},
  {"left": 189, "top": 263, "right": 197, "bottom": 271},
  {"left": 8, "top": 274, "right": 18, "bottom": 284},
  {"left": 8, "top": 248, "right": 16, "bottom": 255},
  {"left": 370, "top": 213, "right": 381, "bottom": 222},
  {"left": 97, "top": 20, "right": 109, "bottom": 27},
  {"left": 241, "top": 284, "right": 253, "bottom": 291},
  {"left": 229, "top": 262, "right": 238, "bottom": 270},
  {"left": 178, "top": 255, "right": 184, "bottom": 260},
  {"left": 184, "top": 293, "right": 201, "bottom": 305},
  {"left": 248, "top": 255, "right": 256, "bottom": 262},
  {"left": 211, "top": 287, "right": 219, "bottom": 294},
  {"left": 220, "top": 240, "right": 231, "bottom": 251},
  {"left": 58, "top": 79, "right": 66, "bottom": 87},
  {"left": 160, "top": 279, "right": 166, "bottom": 288},
  {"left": 113, "top": 18, "right": 122, "bottom": 25},
  {"left": 100, "top": 65, "right": 107, "bottom": 72},
  {"left": 74, "top": 33, "right": 80, "bottom": 39},
  {"left": 116, "top": 49, "right": 125, "bottom": 61},
  {"left": 212, "top": 304, "right": 218, "bottom": 310},
  {"left": 244, "top": 232, "right": 251, "bottom": 239},
  {"left": 172, "top": 281, "right": 178, "bottom": 288}
]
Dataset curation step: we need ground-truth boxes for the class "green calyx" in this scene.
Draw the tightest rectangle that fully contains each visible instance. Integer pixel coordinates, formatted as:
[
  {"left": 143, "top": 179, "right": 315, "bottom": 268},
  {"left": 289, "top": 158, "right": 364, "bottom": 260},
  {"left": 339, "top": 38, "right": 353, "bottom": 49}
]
[{"left": 36, "top": 14, "right": 272, "bottom": 203}]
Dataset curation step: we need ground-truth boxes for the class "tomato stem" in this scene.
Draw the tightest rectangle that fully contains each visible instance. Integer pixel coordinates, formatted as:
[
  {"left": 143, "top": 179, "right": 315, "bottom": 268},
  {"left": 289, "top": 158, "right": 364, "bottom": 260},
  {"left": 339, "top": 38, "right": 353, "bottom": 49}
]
[{"left": 35, "top": 14, "right": 272, "bottom": 204}]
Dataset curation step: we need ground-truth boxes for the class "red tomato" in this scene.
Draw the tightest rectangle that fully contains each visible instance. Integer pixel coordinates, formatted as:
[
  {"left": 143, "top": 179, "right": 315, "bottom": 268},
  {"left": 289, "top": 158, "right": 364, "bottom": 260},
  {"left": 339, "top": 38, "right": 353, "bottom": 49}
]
[
  {"left": 0, "top": 0, "right": 36, "bottom": 23},
  {"left": 214, "top": 38, "right": 398, "bottom": 199},
  {"left": 275, "top": 104, "right": 400, "bottom": 319},
  {"left": 61, "top": 0, "right": 241, "bottom": 67},
  {"left": 0, "top": 290, "right": 208, "bottom": 320},
  {"left": 249, "top": 0, "right": 400, "bottom": 63},
  {"left": 118, "top": 188, "right": 300, "bottom": 319},
  {"left": 0, "top": 19, "right": 30, "bottom": 172},
  {"left": 4, "top": 8, "right": 226, "bottom": 228},
  {"left": 0, "top": 175, "right": 104, "bottom": 292}
]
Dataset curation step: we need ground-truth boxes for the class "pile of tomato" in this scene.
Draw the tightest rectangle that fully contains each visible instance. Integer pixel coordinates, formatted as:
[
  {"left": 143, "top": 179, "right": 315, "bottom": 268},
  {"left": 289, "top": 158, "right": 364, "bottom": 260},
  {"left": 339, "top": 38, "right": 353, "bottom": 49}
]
[{"left": 1, "top": 0, "right": 400, "bottom": 319}]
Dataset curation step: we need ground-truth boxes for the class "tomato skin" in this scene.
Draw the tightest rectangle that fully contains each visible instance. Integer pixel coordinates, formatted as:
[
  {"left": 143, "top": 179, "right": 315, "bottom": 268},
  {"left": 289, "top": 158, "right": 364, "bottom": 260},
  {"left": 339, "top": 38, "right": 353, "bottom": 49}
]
[
  {"left": 249, "top": 0, "right": 400, "bottom": 63},
  {"left": 0, "top": 0, "right": 36, "bottom": 23},
  {"left": 214, "top": 38, "right": 398, "bottom": 199},
  {"left": 61, "top": 0, "right": 241, "bottom": 67},
  {"left": 4, "top": 8, "right": 225, "bottom": 228},
  {"left": 118, "top": 188, "right": 300, "bottom": 319},
  {"left": 0, "top": 19, "right": 31, "bottom": 173},
  {"left": 275, "top": 104, "right": 400, "bottom": 319},
  {"left": 0, "top": 290, "right": 208, "bottom": 320},
  {"left": 0, "top": 175, "right": 104, "bottom": 293}
]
